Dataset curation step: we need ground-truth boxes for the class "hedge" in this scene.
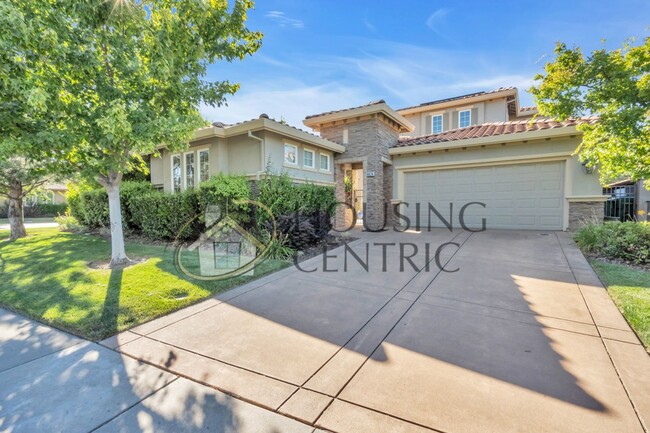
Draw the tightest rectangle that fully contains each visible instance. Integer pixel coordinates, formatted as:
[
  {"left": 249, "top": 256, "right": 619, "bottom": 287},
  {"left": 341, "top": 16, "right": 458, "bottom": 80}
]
[
  {"left": 67, "top": 181, "right": 155, "bottom": 229},
  {"left": 0, "top": 202, "right": 67, "bottom": 218},
  {"left": 67, "top": 173, "right": 336, "bottom": 246}
]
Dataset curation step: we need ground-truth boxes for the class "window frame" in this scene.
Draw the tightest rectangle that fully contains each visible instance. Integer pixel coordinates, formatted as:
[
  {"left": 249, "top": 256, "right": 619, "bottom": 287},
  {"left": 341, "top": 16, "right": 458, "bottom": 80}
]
[
  {"left": 303, "top": 148, "right": 315, "bottom": 169},
  {"left": 284, "top": 142, "right": 298, "bottom": 166},
  {"left": 197, "top": 148, "right": 210, "bottom": 184},
  {"left": 171, "top": 153, "right": 182, "bottom": 194},
  {"left": 458, "top": 109, "right": 471, "bottom": 128},
  {"left": 431, "top": 114, "right": 443, "bottom": 134},
  {"left": 184, "top": 151, "right": 196, "bottom": 190},
  {"left": 319, "top": 153, "right": 331, "bottom": 172}
]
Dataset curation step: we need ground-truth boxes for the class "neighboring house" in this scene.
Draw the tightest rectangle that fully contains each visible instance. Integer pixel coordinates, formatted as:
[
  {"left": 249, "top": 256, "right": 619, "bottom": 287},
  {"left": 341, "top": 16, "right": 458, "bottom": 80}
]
[
  {"left": 151, "top": 87, "right": 608, "bottom": 231},
  {"left": 0, "top": 183, "right": 67, "bottom": 210}
]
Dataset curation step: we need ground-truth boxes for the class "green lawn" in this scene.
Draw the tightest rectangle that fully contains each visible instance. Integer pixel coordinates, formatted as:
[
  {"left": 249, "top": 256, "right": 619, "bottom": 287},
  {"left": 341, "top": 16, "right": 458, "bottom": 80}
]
[
  {"left": 590, "top": 260, "right": 650, "bottom": 350},
  {"left": 0, "top": 228, "right": 289, "bottom": 340}
]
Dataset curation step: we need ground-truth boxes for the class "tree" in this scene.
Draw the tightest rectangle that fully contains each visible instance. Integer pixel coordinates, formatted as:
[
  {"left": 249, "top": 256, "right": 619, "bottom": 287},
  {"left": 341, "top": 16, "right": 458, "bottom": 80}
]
[
  {"left": 530, "top": 37, "right": 650, "bottom": 187},
  {"left": 60, "top": 0, "right": 262, "bottom": 266},
  {"left": 0, "top": 1, "right": 78, "bottom": 240},
  {"left": 0, "top": 158, "right": 53, "bottom": 240}
]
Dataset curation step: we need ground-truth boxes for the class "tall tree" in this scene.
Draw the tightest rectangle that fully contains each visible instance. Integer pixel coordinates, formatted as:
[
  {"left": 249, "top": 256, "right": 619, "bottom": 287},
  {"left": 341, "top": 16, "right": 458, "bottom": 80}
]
[
  {"left": 0, "top": 1, "right": 78, "bottom": 240},
  {"left": 63, "top": 0, "right": 262, "bottom": 266},
  {"left": 531, "top": 38, "right": 650, "bottom": 186}
]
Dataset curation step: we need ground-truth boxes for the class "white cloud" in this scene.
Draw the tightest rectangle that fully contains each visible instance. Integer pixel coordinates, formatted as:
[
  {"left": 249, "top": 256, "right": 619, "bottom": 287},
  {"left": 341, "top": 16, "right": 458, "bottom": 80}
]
[
  {"left": 425, "top": 8, "right": 451, "bottom": 38},
  {"left": 265, "top": 11, "right": 304, "bottom": 29},
  {"left": 200, "top": 80, "right": 374, "bottom": 131}
]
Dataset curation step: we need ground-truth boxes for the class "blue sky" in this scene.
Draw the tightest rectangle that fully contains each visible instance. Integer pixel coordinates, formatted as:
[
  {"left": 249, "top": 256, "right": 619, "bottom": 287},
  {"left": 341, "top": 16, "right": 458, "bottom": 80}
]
[{"left": 203, "top": 0, "right": 649, "bottom": 128}]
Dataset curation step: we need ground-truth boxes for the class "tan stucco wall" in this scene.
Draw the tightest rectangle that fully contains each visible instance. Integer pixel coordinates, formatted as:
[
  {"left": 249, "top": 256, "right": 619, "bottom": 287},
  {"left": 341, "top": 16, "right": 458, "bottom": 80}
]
[
  {"left": 392, "top": 137, "right": 602, "bottom": 198},
  {"left": 400, "top": 97, "right": 509, "bottom": 137},
  {"left": 391, "top": 136, "right": 604, "bottom": 230},
  {"left": 150, "top": 130, "right": 336, "bottom": 193},
  {"left": 262, "top": 131, "right": 335, "bottom": 184}
]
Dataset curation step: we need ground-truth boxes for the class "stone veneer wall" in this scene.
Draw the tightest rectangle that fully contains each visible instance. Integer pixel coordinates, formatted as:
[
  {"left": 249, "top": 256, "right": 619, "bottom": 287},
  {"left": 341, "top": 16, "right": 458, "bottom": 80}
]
[
  {"left": 568, "top": 201, "right": 605, "bottom": 231},
  {"left": 320, "top": 116, "right": 398, "bottom": 231}
]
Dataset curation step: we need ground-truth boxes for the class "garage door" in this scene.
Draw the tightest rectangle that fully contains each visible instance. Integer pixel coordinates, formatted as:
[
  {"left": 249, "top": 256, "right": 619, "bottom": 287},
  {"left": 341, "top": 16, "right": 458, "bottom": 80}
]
[{"left": 402, "top": 161, "right": 565, "bottom": 230}]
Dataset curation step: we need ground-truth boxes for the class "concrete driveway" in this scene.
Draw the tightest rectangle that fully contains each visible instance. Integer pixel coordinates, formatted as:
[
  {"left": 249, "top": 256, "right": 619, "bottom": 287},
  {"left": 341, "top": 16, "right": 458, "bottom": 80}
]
[{"left": 103, "top": 229, "right": 650, "bottom": 433}]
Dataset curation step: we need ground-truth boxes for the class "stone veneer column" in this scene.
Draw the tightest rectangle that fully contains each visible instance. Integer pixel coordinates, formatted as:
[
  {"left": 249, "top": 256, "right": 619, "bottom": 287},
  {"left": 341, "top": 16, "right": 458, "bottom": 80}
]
[
  {"left": 322, "top": 116, "right": 399, "bottom": 231},
  {"left": 568, "top": 201, "right": 605, "bottom": 231},
  {"left": 334, "top": 163, "right": 353, "bottom": 230}
]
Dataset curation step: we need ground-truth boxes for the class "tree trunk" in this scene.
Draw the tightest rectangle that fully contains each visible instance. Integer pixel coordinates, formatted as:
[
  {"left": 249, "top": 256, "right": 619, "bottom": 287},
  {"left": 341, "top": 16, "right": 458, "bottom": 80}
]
[
  {"left": 8, "top": 181, "right": 27, "bottom": 241},
  {"left": 101, "top": 174, "right": 130, "bottom": 267}
]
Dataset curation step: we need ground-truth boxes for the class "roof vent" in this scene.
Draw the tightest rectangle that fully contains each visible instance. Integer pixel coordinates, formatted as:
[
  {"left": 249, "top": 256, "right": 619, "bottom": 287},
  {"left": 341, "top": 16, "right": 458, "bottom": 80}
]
[
  {"left": 259, "top": 113, "right": 269, "bottom": 119},
  {"left": 211, "top": 121, "right": 225, "bottom": 128}
]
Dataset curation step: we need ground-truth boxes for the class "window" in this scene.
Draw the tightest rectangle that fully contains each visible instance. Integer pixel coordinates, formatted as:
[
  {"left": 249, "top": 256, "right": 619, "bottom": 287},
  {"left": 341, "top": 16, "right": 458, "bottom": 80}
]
[
  {"left": 198, "top": 149, "right": 210, "bottom": 183},
  {"left": 343, "top": 128, "right": 349, "bottom": 144},
  {"left": 319, "top": 153, "right": 330, "bottom": 171},
  {"left": 284, "top": 143, "right": 298, "bottom": 165},
  {"left": 432, "top": 114, "right": 443, "bottom": 134},
  {"left": 185, "top": 152, "right": 195, "bottom": 189},
  {"left": 303, "top": 148, "right": 315, "bottom": 168},
  {"left": 459, "top": 110, "right": 471, "bottom": 128},
  {"left": 172, "top": 154, "right": 182, "bottom": 193}
]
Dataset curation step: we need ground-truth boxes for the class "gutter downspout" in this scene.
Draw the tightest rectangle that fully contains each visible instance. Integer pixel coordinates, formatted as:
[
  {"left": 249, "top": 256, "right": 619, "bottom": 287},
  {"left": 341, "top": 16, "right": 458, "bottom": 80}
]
[{"left": 248, "top": 130, "right": 265, "bottom": 181}]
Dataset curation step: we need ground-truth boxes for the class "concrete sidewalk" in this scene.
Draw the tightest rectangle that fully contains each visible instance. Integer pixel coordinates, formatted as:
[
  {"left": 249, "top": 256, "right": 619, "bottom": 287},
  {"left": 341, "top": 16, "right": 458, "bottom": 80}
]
[{"left": 0, "top": 309, "right": 318, "bottom": 433}]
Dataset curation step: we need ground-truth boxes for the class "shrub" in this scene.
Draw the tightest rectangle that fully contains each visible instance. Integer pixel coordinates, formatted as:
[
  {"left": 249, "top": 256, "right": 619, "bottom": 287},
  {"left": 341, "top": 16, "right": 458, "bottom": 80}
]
[
  {"left": 196, "top": 173, "right": 252, "bottom": 223},
  {"left": 128, "top": 189, "right": 201, "bottom": 240},
  {"left": 259, "top": 230, "right": 295, "bottom": 260},
  {"left": 256, "top": 173, "right": 336, "bottom": 250},
  {"left": 67, "top": 181, "right": 154, "bottom": 229},
  {"left": 54, "top": 212, "right": 84, "bottom": 233},
  {"left": 24, "top": 203, "right": 68, "bottom": 218},
  {"left": 575, "top": 221, "right": 650, "bottom": 264}
]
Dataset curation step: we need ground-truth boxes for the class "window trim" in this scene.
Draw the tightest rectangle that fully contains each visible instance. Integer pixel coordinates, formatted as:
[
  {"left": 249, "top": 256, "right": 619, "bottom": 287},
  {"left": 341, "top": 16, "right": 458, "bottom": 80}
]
[
  {"left": 284, "top": 142, "right": 298, "bottom": 166},
  {"left": 303, "top": 147, "right": 315, "bottom": 169},
  {"left": 319, "top": 153, "right": 331, "bottom": 172},
  {"left": 197, "top": 148, "right": 210, "bottom": 184},
  {"left": 431, "top": 114, "right": 443, "bottom": 134},
  {"left": 183, "top": 151, "right": 196, "bottom": 190},
  {"left": 171, "top": 153, "right": 182, "bottom": 194},
  {"left": 458, "top": 109, "right": 471, "bottom": 128}
]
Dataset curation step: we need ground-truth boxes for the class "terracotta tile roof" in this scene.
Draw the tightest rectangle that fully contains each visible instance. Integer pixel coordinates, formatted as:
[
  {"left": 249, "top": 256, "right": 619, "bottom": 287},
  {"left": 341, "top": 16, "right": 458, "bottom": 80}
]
[
  {"left": 397, "top": 87, "right": 516, "bottom": 112},
  {"left": 394, "top": 117, "right": 598, "bottom": 148},
  {"left": 304, "top": 100, "right": 386, "bottom": 120},
  {"left": 519, "top": 106, "right": 538, "bottom": 113}
]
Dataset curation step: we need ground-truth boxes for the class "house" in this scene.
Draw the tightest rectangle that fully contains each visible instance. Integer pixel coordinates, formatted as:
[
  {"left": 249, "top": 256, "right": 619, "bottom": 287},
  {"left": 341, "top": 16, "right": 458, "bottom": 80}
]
[
  {"left": 149, "top": 114, "right": 345, "bottom": 193},
  {"left": 150, "top": 87, "right": 608, "bottom": 231}
]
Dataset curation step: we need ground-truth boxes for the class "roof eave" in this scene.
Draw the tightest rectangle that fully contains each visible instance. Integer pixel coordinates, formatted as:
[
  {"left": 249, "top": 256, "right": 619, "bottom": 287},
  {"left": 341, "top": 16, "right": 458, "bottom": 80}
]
[
  {"left": 303, "top": 103, "right": 415, "bottom": 133},
  {"left": 397, "top": 88, "right": 518, "bottom": 116},
  {"left": 190, "top": 118, "right": 346, "bottom": 153}
]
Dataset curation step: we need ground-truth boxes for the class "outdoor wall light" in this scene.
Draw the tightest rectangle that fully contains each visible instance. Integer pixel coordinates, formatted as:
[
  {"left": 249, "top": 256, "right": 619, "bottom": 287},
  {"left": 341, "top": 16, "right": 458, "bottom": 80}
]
[{"left": 581, "top": 160, "right": 594, "bottom": 174}]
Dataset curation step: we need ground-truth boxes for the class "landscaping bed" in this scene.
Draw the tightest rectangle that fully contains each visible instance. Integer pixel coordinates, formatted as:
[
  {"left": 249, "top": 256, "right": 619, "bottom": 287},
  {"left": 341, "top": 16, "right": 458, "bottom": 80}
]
[
  {"left": 574, "top": 221, "right": 650, "bottom": 351},
  {"left": 0, "top": 228, "right": 289, "bottom": 340}
]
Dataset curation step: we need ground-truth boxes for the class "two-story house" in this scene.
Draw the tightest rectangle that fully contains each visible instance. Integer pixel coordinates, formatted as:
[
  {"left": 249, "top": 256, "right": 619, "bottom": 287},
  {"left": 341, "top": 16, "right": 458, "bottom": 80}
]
[{"left": 150, "top": 87, "right": 607, "bottom": 231}]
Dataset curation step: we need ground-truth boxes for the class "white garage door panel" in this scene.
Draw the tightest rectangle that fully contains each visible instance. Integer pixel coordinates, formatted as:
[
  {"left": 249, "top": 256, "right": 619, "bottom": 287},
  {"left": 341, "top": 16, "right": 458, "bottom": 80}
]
[{"left": 403, "top": 161, "right": 565, "bottom": 230}]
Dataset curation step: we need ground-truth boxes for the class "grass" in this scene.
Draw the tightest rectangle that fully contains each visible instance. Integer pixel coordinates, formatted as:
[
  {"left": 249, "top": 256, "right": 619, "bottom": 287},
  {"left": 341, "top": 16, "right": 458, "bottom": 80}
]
[
  {"left": 590, "top": 259, "right": 650, "bottom": 350},
  {"left": 0, "top": 228, "right": 289, "bottom": 340}
]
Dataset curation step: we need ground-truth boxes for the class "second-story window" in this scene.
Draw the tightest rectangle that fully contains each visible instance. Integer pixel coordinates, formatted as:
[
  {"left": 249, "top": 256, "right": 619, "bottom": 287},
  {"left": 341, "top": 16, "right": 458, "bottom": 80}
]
[
  {"left": 432, "top": 114, "right": 443, "bottom": 134},
  {"left": 459, "top": 110, "right": 471, "bottom": 128},
  {"left": 303, "top": 148, "right": 315, "bottom": 169}
]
